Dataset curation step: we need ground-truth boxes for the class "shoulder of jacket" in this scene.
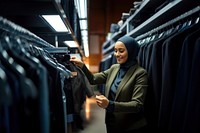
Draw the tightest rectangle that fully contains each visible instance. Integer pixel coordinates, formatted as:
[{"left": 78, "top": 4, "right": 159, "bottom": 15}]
[
  {"left": 134, "top": 64, "right": 147, "bottom": 74},
  {"left": 110, "top": 64, "right": 120, "bottom": 69}
]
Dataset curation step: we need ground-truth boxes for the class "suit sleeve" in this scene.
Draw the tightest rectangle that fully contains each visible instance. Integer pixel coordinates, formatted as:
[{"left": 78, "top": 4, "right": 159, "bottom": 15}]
[{"left": 81, "top": 64, "right": 109, "bottom": 85}]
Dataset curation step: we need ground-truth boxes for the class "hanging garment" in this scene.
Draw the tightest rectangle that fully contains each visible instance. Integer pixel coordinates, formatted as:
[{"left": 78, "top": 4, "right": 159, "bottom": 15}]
[
  {"left": 169, "top": 27, "right": 200, "bottom": 132},
  {"left": 181, "top": 37, "right": 200, "bottom": 133},
  {"left": 0, "top": 37, "right": 50, "bottom": 133},
  {"left": 136, "top": 9, "right": 200, "bottom": 132},
  {"left": 54, "top": 54, "right": 94, "bottom": 114},
  {"left": 30, "top": 47, "right": 68, "bottom": 133},
  {"left": 0, "top": 16, "right": 74, "bottom": 133},
  {"left": 158, "top": 21, "right": 200, "bottom": 131}
]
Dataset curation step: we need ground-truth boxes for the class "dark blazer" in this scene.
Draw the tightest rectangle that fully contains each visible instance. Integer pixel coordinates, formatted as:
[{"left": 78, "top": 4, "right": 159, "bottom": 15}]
[{"left": 82, "top": 63, "right": 148, "bottom": 132}]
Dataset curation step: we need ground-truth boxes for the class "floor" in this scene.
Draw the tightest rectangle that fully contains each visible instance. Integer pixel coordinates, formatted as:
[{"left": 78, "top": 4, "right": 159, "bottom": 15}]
[{"left": 73, "top": 96, "right": 107, "bottom": 133}]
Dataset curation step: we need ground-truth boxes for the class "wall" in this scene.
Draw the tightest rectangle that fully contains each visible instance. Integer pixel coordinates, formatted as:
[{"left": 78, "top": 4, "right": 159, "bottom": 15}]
[{"left": 87, "top": 0, "right": 134, "bottom": 72}]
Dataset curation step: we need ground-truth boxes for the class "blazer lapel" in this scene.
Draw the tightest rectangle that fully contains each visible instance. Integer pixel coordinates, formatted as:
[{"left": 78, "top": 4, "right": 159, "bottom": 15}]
[
  {"left": 105, "top": 66, "right": 119, "bottom": 97},
  {"left": 115, "top": 65, "right": 136, "bottom": 100}
]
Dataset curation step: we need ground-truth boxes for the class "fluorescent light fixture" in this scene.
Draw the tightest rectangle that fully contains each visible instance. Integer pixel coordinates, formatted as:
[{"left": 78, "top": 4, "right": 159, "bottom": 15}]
[
  {"left": 82, "top": 36, "right": 88, "bottom": 41},
  {"left": 74, "top": 0, "right": 89, "bottom": 57},
  {"left": 75, "top": 0, "right": 87, "bottom": 19},
  {"left": 80, "top": 19, "right": 88, "bottom": 30},
  {"left": 83, "top": 39, "right": 89, "bottom": 57},
  {"left": 81, "top": 30, "right": 88, "bottom": 36},
  {"left": 64, "top": 41, "right": 78, "bottom": 48},
  {"left": 42, "top": 15, "right": 68, "bottom": 32},
  {"left": 80, "top": 0, "right": 87, "bottom": 18}
]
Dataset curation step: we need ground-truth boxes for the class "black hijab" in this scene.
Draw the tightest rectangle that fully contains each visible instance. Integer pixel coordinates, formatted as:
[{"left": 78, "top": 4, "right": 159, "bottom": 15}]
[
  {"left": 117, "top": 35, "right": 139, "bottom": 69},
  {"left": 109, "top": 36, "right": 139, "bottom": 100}
]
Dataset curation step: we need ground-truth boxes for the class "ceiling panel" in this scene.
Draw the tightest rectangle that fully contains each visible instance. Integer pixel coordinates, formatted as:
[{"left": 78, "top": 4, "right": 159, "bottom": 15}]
[{"left": 0, "top": 0, "right": 74, "bottom": 48}]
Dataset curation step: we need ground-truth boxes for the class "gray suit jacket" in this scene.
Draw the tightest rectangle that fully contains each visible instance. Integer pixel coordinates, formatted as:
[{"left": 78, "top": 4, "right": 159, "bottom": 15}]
[{"left": 82, "top": 63, "right": 148, "bottom": 131}]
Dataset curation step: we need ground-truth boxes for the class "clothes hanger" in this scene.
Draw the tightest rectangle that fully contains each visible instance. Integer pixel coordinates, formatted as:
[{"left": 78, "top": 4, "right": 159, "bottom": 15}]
[
  {"left": 195, "top": 13, "right": 200, "bottom": 24},
  {"left": 32, "top": 45, "right": 73, "bottom": 78}
]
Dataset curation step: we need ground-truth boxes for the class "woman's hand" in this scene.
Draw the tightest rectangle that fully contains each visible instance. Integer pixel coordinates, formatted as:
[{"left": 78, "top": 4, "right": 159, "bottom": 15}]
[
  {"left": 70, "top": 56, "right": 84, "bottom": 68},
  {"left": 96, "top": 95, "right": 109, "bottom": 109}
]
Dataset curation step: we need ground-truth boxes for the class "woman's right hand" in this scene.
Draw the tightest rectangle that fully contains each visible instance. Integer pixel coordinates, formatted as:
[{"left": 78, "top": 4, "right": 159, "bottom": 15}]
[
  {"left": 96, "top": 95, "right": 109, "bottom": 109},
  {"left": 70, "top": 56, "right": 84, "bottom": 68}
]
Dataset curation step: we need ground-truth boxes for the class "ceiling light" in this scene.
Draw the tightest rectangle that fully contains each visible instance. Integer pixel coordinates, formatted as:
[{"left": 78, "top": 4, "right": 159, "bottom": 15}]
[
  {"left": 64, "top": 40, "right": 78, "bottom": 48},
  {"left": 81, "top": 30, "right": 88, "bottom": 36},
  {"left": 74, "top": 0, "right": 89, "bottom": 57},
  {"left": 80, "top": 19, "right": 88, "bottom": 30},
  {"left": 83, "top": 39, "right": 89, "bottom": 57},
  {"left": 42, "top": 15, "right": 69, "bottom": 32},
  {"left": 75, "top": 0, "right": 87, "bottom": 19}
]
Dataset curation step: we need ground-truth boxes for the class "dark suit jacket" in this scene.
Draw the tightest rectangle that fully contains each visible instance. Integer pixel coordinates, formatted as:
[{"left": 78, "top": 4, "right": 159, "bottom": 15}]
[{"left": 82, "top": 63, "right": 148, "bottom": 132}]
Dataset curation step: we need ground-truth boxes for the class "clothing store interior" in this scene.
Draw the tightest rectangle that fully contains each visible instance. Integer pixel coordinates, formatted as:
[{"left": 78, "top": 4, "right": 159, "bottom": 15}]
[{"left": 0, "top": 0, "right": 200, "bottom": 133}]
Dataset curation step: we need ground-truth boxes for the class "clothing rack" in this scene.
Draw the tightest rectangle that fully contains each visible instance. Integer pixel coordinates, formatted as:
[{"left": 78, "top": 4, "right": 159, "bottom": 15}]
[
  {"left": 44, "top": 47, "right": 69, "bottom": 54},
  {"left": 0, "top": 16, "right": 54, "bottom": 48},
  {"left": 135, "top": 5, "right": 200, "bottom": 41}
]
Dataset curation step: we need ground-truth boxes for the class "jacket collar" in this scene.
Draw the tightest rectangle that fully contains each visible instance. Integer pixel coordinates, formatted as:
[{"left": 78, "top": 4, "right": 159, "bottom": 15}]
[
  {"left": 105, "top": 65, "right": 119, "bottom": 97},
  {"left": 115, "top": 65, "right": 137, "bottom": 100},
  {"left": 105, "top": 64, "right": 137, "bottom": 99}
]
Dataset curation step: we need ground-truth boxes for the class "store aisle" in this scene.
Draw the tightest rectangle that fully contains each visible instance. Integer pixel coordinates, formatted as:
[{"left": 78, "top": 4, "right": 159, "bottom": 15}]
[{"left": 73, "top": 96, "right": 106, "bottom": 133}]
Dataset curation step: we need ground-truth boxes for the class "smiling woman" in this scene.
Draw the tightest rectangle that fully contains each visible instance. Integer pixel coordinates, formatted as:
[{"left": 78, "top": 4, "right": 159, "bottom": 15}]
[
  {"left": 115, "top": 36, "right": 139, "bottom": 67},
  {"left": 70, "top": 35, "right": 148, "bottom": 133},
  {"left": 114, "top": 41, "right": 128, "bottom": 64}
]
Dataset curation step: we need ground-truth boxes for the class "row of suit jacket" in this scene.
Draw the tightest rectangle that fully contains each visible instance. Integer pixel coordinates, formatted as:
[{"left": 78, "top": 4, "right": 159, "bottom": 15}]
[
  {"left": 138, "top": 14, "right": 200, "bottom": 133},
  {"left": 99, "top": 8, "right": 200, "bottom": 133},
  {"left": 0, "top": 22, "right": 93, "bottom": 133}
]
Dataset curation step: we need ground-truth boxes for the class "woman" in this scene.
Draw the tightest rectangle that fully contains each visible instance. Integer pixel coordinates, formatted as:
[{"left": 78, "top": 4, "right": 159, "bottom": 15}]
[{"left": 70, "top": 35, "right": 148, "bottom": 133}]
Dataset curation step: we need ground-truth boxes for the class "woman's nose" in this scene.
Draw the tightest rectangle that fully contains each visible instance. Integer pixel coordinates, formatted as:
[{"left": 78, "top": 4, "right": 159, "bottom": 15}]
[
  {"left": 116, "top": 51, "right": 121, "bottom": 56},
  {"left": 114, "top": 52, "right": 119, "bottom": 57}
]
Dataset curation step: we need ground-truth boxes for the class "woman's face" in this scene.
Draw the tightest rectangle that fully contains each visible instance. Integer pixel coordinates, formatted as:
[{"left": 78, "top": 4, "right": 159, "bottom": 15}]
[{"left": 114, "top": 41, "right": 128, "bottom": 64}]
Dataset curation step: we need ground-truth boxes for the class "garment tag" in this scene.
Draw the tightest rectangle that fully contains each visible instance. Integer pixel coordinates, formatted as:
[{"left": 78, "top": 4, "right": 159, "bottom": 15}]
[{"left": 71, "top": 72, "right": 77, "bottom": 76}]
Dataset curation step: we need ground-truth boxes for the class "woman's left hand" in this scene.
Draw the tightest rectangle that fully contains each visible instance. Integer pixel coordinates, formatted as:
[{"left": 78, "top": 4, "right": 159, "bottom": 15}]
[{"left": 95, "top": 95, "right": 109, "bottom": 109}]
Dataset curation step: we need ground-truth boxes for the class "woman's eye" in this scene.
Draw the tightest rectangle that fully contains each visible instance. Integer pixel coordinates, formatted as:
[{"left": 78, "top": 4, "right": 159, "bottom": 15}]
[
  {"left": 119, "top": 50, "right": 124, "bottom": 53},
  {"left": 114, "top": 49, "right": 124, "bottom": 53}
]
